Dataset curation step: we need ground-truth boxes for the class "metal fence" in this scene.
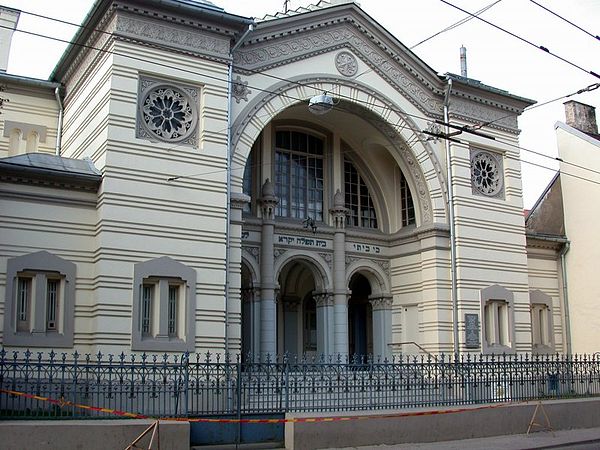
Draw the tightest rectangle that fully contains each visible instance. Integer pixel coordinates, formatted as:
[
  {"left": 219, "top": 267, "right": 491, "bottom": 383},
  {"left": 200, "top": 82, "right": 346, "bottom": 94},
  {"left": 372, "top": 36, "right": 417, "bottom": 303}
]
[{"left": 1, "top": 349, "right": 599, "bottom": 419}]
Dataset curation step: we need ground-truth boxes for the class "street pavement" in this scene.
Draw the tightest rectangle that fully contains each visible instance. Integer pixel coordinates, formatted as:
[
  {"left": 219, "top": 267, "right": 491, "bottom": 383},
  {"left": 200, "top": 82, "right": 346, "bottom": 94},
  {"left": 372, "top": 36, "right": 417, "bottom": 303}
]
[{"left": 330, "top": 427, "right": 600, "bottom": 450}]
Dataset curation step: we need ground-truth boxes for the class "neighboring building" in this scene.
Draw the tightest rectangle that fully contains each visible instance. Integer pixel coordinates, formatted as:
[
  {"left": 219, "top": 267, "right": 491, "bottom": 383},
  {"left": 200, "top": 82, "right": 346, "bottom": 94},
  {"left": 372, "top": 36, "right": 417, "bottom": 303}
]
[
  {"left": 2, "top": 0, "right": 572, "bottom": 358},
  {"left": 526, "top": 100, "right": 600, "bottom": 355}
]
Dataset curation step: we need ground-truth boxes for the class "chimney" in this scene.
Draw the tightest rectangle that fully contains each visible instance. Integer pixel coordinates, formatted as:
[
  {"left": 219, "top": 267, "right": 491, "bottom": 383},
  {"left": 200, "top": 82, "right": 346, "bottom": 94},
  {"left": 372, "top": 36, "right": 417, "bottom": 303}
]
[
  {"left": 0, "top": 7, "right": 20, "bottom": 73},
  {"left": 460, "top": 46, "right": 467, "bottom": 78},
  {"left": 564, "top": 100, "right": 598, "bottom": 135}
]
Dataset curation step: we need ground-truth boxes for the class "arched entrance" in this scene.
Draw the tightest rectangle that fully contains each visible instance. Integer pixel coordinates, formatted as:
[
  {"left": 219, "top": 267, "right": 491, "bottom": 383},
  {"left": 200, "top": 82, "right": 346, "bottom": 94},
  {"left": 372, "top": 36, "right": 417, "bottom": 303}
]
[
  {"left": 348, "top": 273, "right": 373, "bottom": 357},
  {"left": 277, "top": 259, "right": 320, "bottom": 357}
]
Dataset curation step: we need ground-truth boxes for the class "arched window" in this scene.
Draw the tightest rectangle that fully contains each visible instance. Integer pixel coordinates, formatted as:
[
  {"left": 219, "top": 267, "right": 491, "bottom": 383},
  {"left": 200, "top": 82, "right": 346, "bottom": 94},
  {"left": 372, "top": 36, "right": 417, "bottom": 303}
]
[
  {"left": 400, "top": 172, "right": 415, "bottom": 226},
  {"left": 344, "top": 158, "right": 378, "bottom": 229},
  {"left": 274, "top": 130, "right": 324, "bottom": 221}
]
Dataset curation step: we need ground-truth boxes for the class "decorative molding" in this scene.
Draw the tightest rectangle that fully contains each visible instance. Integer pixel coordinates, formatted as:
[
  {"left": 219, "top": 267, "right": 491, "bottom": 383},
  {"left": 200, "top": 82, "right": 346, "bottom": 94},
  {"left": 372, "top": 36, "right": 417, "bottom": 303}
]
[
  {"left": 335, "top": 51, "right": 358, "bottom": 77},
  {"left": 235, "top": 24, "right": 443, "bottom": 120},
  {"left": 314, "top": 292, "right": 334, "bottom": 307},
  {"left": 345, "top": 255, "right": 390, "bottom": 277},
  {"left": 369, "top": 296, "right": 393, "bottom": 311},
  {"left": 115, "top": 14, "right": 230, "bottom": 59},
  {"left": 274, "top": 248, "right": 287, "bottom": 260},
  {"left": 318, "top": 252, "right": 333, "bottom": 269},
  {"left": 232, "top": 75, "right": 252, "bottom": 103}
]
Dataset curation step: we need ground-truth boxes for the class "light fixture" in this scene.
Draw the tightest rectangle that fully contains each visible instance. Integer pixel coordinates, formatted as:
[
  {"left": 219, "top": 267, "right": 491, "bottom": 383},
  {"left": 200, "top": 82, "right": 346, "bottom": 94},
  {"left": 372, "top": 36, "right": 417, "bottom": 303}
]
[{"left": 308, "top": 92, "right": 335, "bottom": 115}]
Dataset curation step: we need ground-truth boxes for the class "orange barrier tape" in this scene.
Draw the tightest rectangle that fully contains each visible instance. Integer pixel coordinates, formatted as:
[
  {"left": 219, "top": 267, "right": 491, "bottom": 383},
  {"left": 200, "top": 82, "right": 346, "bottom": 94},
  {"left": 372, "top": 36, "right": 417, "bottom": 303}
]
[{"left": 1, "top": 388, "right": 524, "bottom": 424}]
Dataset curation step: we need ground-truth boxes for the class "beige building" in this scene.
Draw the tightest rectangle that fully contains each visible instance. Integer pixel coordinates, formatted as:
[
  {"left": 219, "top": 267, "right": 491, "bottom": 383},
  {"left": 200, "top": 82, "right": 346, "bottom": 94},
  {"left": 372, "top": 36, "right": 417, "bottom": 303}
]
[
  {"left": 1, "top": 0, "right": 582, "bottom": 358},
  {"left": 526, "top": 101, "right": 600, "bottom": 355}
]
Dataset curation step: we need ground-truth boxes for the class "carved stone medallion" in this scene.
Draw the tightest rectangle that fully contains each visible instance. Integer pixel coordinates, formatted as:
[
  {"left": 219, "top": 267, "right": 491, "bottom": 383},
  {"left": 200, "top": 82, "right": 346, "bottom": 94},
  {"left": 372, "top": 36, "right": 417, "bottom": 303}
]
[{"left": 335, "top": 51, "right": 358, "bottom": 77}]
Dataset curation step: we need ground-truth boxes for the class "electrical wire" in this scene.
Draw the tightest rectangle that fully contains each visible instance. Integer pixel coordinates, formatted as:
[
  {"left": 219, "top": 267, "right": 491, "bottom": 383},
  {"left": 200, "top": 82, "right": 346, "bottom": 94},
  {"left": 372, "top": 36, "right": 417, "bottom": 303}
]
[
  {"left": 528, "top": 0, "right": 600, "bottom": 43},
  {"left": 410, "top": 0, "right": 502, "bottom": 49},
  {"left": 438, "top": 0, "right": 600, "bottom": 80}
]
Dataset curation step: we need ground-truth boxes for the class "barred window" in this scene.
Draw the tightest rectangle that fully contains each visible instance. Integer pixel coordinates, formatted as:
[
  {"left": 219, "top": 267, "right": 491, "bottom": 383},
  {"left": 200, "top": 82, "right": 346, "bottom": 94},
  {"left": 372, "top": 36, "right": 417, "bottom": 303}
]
[
  {"left": 4, "top": 251, "right": 76, "bottom": 348},
  {"left": 168, "top": 285, "right": 179, "bottom": 338},
  {"left": 46, "top": 278, "right": 59, "bottom": 331},
  {"left": 275, "top": 130, "right": 324, "bottom": 221},
  {"left": 16, "top": 277, "right": 31, "bottom": 332},
  {"left": 141, "top": 284, "right": 153, "bottom": 336},
  {"left": 132, "top": 257, "right": 196, "bottom": 352},
  {"left": 400, "top": 172, "right": 415, "bottom": 226},
  {"left": 344, "top": 158, "right": 377, "bottom": 229}
]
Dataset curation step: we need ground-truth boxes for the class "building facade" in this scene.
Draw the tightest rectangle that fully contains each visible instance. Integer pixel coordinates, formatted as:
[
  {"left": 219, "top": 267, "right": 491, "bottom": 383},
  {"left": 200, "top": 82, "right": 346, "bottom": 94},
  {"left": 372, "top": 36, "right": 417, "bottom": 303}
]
[{"left": 1, "top": 0, "right": 570, "bottom": 358}]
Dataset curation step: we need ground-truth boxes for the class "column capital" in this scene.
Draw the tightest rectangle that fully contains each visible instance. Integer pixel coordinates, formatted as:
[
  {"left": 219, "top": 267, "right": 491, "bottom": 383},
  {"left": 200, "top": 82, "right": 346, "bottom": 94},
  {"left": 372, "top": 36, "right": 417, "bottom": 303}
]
[
  {"left": 231, "top": 192, "right": 251, "bottom": 210},
  {"left": 369, "top": 295, "right": 393, "bottom": 311},
  {"left": 313, "top": 292, "right": 333, "bottom": 308},
  {"left": 259, "top": 178, "right": 279, "bottom": 220}
]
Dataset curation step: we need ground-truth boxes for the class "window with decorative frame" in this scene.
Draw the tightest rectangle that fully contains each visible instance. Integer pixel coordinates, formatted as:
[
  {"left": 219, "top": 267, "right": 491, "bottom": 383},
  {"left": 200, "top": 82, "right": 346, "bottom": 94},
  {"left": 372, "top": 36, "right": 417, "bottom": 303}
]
[
  {"left": 480, "top": 285, "right": 515, "bottom": 354},
  {"left": 132, "top": 257, "right": 196, "bottom": 352},
  {"left": 274, "top": 130, "right": 324, "bottom": 222},
  {"left": 4, "top": 251, "right": 76, "bottom": 347},
  {"left": 344, "top": 157, "right": 378, "bottom": 229},
  {"left": 530, "top": 290, "right": 555, "bottom": 353}
]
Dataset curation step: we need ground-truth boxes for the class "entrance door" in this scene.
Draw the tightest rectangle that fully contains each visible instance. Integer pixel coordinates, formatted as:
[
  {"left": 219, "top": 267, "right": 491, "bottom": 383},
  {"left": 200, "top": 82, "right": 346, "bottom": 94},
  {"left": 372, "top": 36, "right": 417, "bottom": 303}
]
[{"left": 348, "top": 273, "right": 373, "bottom": 358}]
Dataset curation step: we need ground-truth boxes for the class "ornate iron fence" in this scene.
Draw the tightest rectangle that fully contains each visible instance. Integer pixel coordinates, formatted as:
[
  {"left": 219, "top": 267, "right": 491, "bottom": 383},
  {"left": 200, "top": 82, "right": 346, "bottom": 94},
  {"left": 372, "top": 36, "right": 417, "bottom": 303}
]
[{"left": 1, "top": 350, "right": 599, "bottom": 419}]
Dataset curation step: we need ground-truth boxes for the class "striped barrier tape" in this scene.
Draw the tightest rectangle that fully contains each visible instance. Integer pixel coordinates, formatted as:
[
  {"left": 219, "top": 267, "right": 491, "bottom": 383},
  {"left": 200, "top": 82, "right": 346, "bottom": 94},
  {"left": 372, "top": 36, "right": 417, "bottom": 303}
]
[{"left": 1, "top": 388, "right": 525, "bottom": 424}]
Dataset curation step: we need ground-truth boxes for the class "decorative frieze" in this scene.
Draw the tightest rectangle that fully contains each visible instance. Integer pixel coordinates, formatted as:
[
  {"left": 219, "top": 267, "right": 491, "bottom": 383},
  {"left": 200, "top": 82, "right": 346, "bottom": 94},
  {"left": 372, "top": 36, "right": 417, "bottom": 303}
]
[{"left": 232, "top": 76, "right": 252, "bottom": 103}]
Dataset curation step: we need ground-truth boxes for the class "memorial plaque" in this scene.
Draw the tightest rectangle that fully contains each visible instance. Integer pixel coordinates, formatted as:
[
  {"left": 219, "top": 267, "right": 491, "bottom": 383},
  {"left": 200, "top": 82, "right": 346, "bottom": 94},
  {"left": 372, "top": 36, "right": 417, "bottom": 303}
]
[{"left": 465, "top": 313, "right": 480, "bottom": 349}]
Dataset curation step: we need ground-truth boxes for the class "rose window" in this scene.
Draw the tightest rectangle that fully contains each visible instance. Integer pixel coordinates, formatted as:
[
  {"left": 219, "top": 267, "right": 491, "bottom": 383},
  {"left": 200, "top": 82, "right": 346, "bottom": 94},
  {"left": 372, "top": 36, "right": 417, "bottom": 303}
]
[
  {"left": 141, "top": 86, "right": 196, "bottom": 142},
  {"left": 471, "top": 151, "right": 502, "bottom": 196}
]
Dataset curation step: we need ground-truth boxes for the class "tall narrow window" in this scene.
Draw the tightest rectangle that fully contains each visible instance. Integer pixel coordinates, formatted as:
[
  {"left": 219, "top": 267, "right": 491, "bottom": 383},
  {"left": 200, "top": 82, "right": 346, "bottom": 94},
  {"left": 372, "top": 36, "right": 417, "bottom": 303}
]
[
  {"left": 141, "top": 284, "right": 153, "bottom": 337},
  {"left": 242, "top": 147, "right": 254, "bottom": 213},
  {"left": 168, "top": 285, "right": 179, "bottom": 338},
  {"left": 46, "top": 278, "right": 59, "bottom": 331},
  {"left": 530, "top": 290, "right": 554, "bottom": 353},
  {"left": 344, "top": 158, "right": 378, "bottom": 229},
  {"left": 400, "top": 172, "right": 415, "bottom": 226},
  {"left": 274, "top": 130, "right": 324, "bottom": 221},
  {"left": 17, "top": 277, "right": 31, "bottom": 332}
]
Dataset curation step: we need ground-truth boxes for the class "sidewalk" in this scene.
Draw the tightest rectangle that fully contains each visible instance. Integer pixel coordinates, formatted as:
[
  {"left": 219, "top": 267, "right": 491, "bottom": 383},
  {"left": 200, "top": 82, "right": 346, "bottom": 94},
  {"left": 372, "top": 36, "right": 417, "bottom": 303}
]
[{"left": 331, "top": 427, "right": 600, "bottom": 450}]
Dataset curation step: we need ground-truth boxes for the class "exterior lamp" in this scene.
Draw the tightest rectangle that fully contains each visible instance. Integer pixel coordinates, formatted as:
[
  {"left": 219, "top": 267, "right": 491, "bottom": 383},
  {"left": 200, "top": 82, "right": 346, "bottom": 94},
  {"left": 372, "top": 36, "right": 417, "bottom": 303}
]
[{"left": 308, "top": 92, "right": 335, "bottom": 115}]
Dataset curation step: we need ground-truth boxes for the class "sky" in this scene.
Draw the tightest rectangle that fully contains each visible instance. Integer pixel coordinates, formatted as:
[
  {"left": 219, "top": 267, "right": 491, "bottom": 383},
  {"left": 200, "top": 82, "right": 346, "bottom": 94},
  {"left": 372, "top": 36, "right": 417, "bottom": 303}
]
[{"left": 2, "top": 0, "right": 599, "bottom": 208}]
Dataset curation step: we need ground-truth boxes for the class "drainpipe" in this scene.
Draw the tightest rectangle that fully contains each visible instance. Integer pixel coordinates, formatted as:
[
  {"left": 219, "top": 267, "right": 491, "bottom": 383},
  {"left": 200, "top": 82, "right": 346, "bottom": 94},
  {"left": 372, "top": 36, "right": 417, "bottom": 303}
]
[
  {"left": 559, "top": 241, "right": 571, "bottom": 355},
  {"left": 225, "top": 23, "right": 254, "bottom": 353},
  {"left": 444, "top": 78, "right": 459, "bottom": 356},
  {"left": 54, "top": 87, "right": 63, "bottom": 155}
]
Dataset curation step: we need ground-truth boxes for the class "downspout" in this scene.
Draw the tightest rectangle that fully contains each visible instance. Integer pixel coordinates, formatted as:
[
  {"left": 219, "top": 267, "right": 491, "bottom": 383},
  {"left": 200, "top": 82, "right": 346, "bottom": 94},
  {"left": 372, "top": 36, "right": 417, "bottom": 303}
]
[
  {"left": 54, "top": 87, "right": 63, "bottom": 155},
  {"left": 444, "top": 78, "right": 459, "bottom": 355},
  {"left": 225, "top": 23, "right": 254, "bottom": 353},
  {"left": 559, "top": 241, "right": 571, "bottom": 355}
]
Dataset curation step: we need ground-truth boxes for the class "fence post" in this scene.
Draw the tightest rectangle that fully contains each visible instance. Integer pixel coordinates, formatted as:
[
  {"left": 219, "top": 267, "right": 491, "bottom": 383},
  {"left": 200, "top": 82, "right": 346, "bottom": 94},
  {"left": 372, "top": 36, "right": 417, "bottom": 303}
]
[
  {"left": 284, "top": 354, "right": 290, "bottom": 413},
  {"left": 236, "top": 355, "right": 242, "bottom": 446},
  {"left": 183, "top": 352, "right": 190, "bottom": 417}
]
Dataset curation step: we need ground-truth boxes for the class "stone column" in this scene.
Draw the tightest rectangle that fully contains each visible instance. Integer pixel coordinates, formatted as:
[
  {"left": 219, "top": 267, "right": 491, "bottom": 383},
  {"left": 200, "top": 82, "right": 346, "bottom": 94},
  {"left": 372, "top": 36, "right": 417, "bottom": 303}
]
[
  {"left": 252, "top": 286, "right": 261, "bottom": 359},
  {"left": 370, "top": 295, "right": 393, "bottom": 359},
  {"left": 329, "top": 189, "right": 349, "bottom": 356},
  {"left": 314, "top": 292, "right": 334, "bottom": 356},
  {"left": 259, "top": 179, "right": 279, "bottom": 359},
  {"left": 283, "top": 298, "right": 300, "bottom": 356}
]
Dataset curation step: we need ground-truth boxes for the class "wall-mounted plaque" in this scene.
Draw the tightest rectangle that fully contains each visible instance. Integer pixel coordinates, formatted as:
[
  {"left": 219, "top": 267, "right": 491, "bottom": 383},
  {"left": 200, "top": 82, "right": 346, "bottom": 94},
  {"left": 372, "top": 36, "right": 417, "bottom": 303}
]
[{"left": 465, "top": 314, "right": 480, "bottom": 349}]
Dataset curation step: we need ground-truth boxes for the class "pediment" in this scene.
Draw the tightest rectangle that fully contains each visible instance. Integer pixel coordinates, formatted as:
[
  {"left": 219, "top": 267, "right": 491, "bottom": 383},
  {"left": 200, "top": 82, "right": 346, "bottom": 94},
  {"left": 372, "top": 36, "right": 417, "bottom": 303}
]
[
  {"left": 234, "top": 3, "right": 532, "bottom": 132},
  {"left": 234, "top": 3, "right": 444, "bottom": 119}
]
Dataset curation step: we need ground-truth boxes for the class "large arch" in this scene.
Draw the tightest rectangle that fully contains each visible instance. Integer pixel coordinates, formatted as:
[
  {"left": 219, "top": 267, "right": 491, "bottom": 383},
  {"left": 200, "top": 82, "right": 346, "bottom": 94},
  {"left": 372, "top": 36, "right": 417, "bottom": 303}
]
[
  {"left": 346, "top": 259, "right": 391, "bottom": 296},
  {"left": 273, "top": 249, "right": 332, "bottom": 293},
  {"left": 231, "top": 76, "right": 447, "bottom": 225}
]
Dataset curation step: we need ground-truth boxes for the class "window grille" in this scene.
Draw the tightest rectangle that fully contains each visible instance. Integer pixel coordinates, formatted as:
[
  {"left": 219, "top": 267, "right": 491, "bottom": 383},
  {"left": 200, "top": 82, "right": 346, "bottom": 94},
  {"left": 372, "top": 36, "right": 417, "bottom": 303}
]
[
  {"left": 168, "top": 285, "right": 178, "bottom": 338},
  {"left": 141, "top": 284, "right": 153, "bottom": 336},
  {"left": 46, "top": 279, "right": 59, "bottom": 330},
  {"left": 17, "top": 277, "right": 31, "bottom": 331}
]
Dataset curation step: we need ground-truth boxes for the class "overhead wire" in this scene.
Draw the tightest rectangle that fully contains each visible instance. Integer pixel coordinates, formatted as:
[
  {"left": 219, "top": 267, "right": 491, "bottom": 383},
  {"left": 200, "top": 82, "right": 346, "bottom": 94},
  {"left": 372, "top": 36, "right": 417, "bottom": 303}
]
[
  {"left": 438, "top": 0, "right": 600, "bottom": 80},
  {"left": 4, "top": 8, "right": 600, "bottom": 189},
  {"left": 528, "top": 0, "right": 600, "bottom": 43},
  {"left": 410, "top": 0, "right": 502, "bottom": 49}
]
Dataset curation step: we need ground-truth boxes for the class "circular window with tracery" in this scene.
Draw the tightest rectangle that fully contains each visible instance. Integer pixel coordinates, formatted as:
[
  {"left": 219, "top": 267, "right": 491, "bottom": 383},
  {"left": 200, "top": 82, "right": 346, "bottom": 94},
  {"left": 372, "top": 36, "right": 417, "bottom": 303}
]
[
  {"left": 471, "top": 151, "right": 503, "bottom": 196},
  {"left": 139, "top": 84, "right": 197, "bottom": 143}
]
